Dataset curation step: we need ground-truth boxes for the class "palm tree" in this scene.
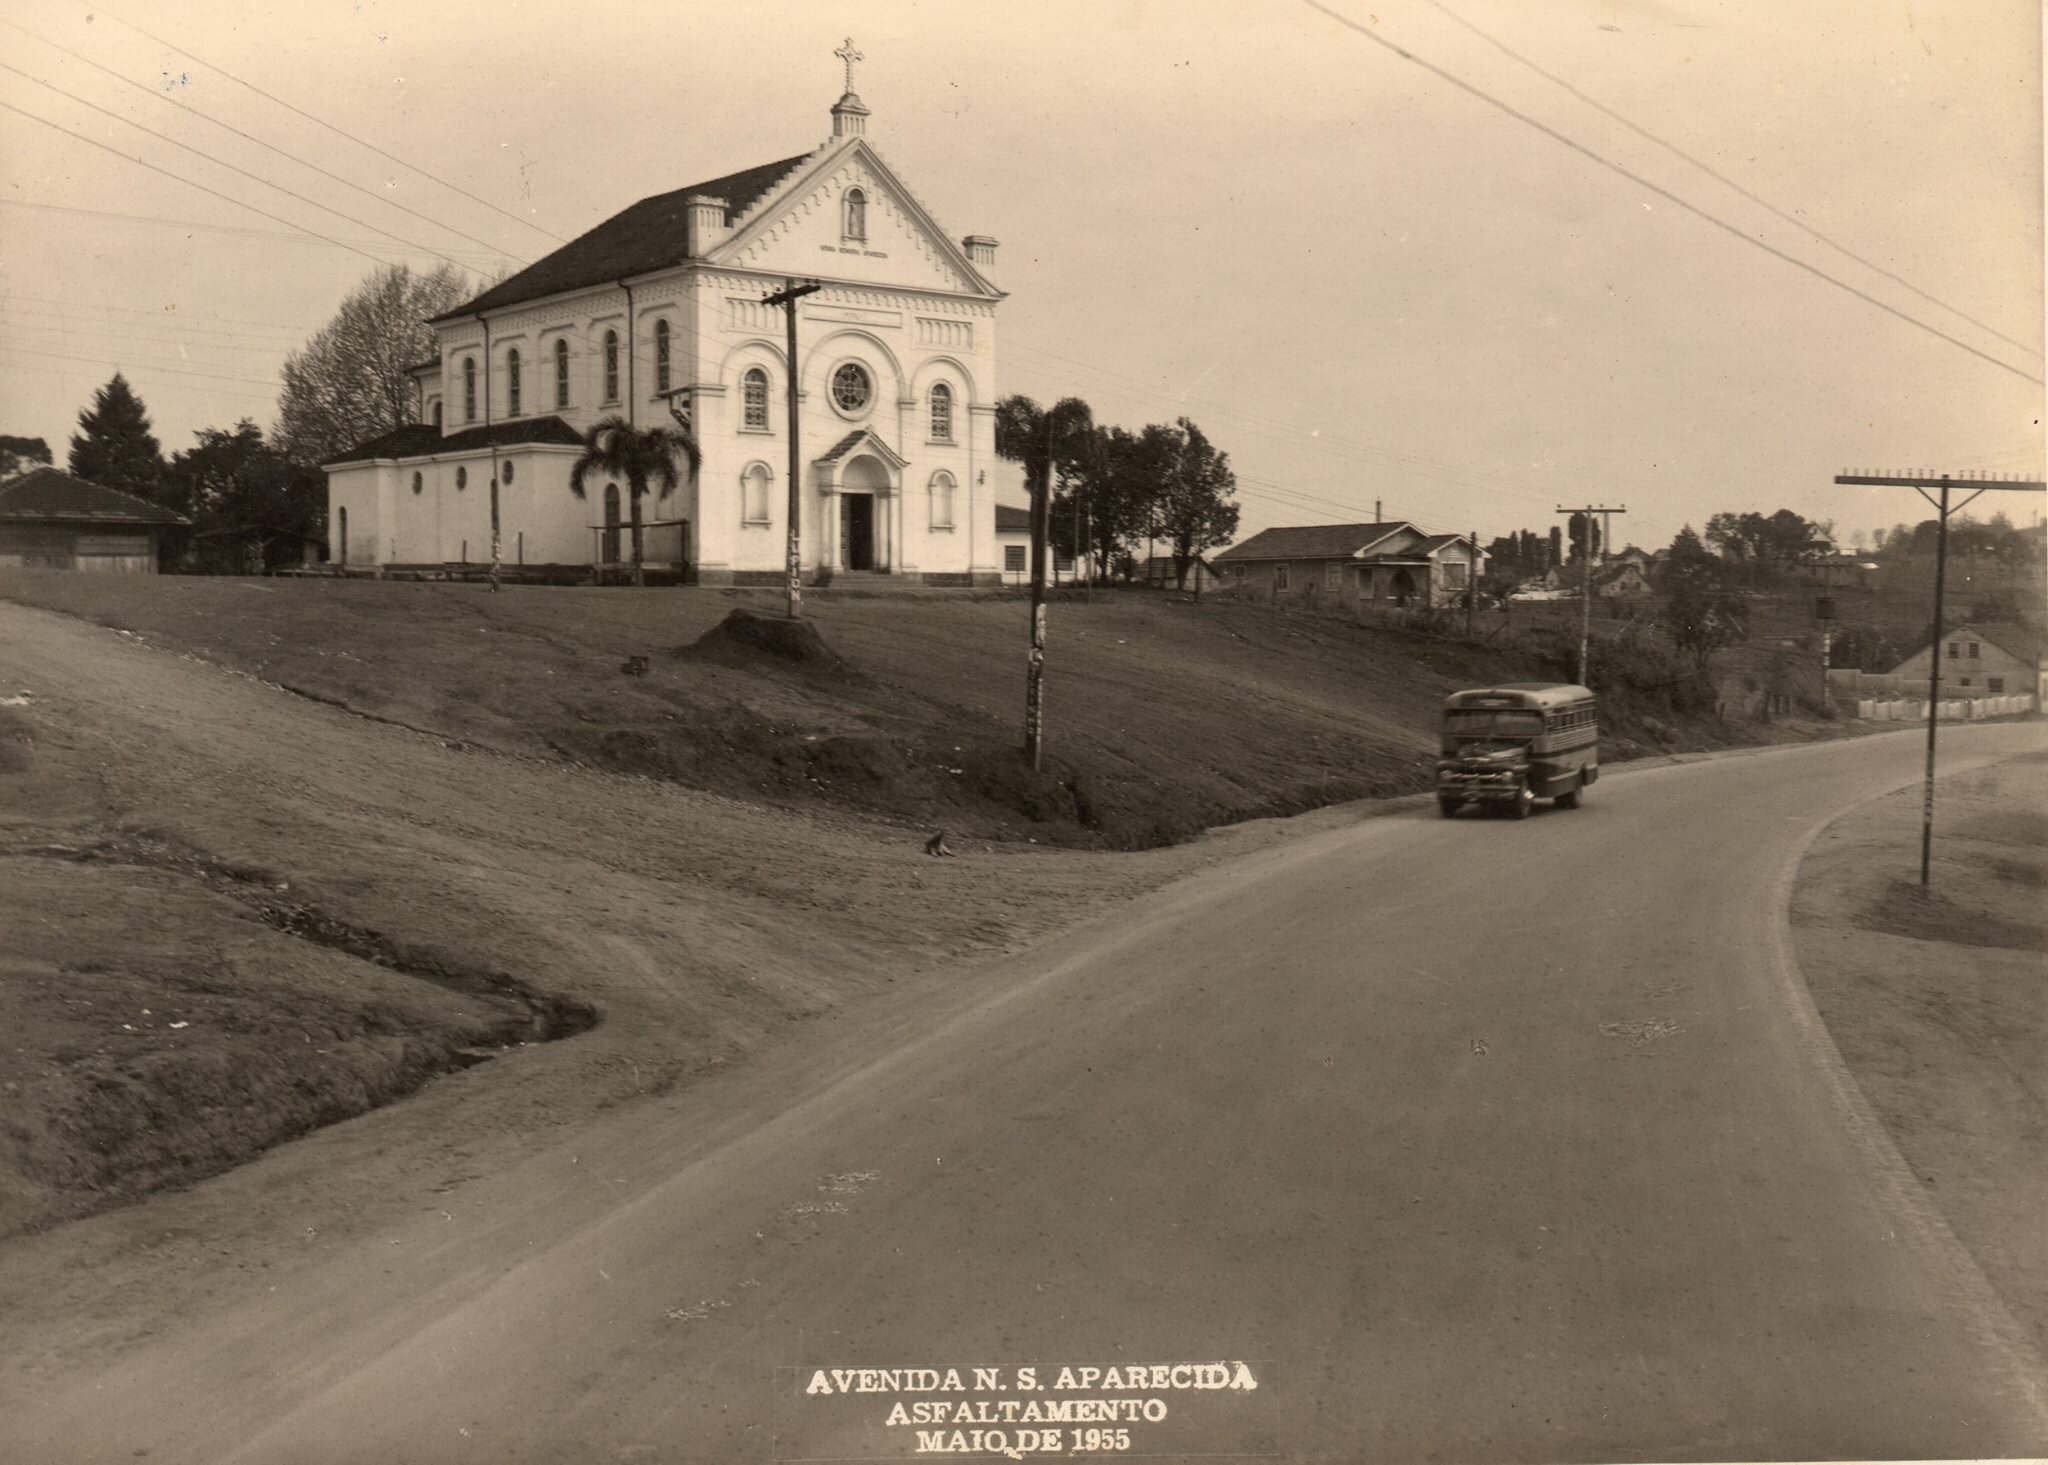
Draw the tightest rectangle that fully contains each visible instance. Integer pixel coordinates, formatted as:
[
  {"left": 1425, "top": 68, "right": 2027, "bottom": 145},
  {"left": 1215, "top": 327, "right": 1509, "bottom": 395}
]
[
  {"left": 569, "top": 414, "right": 701, "bottom": 587},
  {"left": 996, "top": 394, "right": 1094, "bottom": 769}
]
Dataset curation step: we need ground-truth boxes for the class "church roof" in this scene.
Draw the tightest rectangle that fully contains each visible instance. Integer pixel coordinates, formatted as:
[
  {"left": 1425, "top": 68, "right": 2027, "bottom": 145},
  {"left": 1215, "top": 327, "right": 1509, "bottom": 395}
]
[
  {"left": 0, "top": 467, "right": 186, "bottom": 524},
  {"left": 1215, "top": 522, "right": 1415, "bottom": 562},
  {"left": 994, "top": 504, "right": 1032, "bottom": 534},
  {"left": 442, "top": 154, "right": 815, "bottom": 320},
  {"left": 323, "top": 415, "right": 585, "bottom": 467}
]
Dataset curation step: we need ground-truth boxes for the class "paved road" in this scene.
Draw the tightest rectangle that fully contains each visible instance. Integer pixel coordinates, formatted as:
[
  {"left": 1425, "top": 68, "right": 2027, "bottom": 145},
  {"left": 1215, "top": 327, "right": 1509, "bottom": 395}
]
[{"left": 10, "top": 701, "right": 2045, "bottom": 1460}]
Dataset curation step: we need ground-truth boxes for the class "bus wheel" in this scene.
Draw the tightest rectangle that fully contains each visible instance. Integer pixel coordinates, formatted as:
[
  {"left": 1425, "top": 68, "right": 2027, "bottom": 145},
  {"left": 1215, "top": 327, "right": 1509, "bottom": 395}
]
[
  {"left": 1438, "top": 796, "right": 1461, "bottom": 819},
  {"left": 1556, "top": 781, "right": 1581, "bottom": 810},
  {"left": 1510, "top": 782, "right": 1533, "bottom": 819}
]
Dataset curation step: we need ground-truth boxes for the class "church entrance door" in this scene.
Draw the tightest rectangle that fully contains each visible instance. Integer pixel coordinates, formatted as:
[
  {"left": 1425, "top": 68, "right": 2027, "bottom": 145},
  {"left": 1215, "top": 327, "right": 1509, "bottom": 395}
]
[{"left": 841, "top": 493, "right": 876, "bottom": 571}]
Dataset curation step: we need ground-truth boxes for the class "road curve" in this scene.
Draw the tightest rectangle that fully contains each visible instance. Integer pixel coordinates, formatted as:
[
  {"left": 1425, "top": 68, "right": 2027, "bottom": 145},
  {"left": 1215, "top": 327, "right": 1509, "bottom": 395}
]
[{"left": 10, "top": 707, "right": 2046, "bottom": 1461}]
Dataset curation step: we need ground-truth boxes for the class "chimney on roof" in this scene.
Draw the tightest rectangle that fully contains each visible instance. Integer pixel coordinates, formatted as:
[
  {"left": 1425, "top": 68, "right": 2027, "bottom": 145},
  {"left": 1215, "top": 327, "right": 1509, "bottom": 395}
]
[
  {"left": 963, "top": 235, "right": 998, "bottom": 279},
  {"left": 685, "top": 195, "right": 730, "bottom": 255}
]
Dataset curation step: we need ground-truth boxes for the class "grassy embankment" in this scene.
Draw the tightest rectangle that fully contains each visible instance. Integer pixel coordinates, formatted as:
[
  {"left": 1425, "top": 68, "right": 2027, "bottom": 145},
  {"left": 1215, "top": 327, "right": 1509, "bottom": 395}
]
[{"left": 0, "top": 572, "right": 1847, "bottom": 849}]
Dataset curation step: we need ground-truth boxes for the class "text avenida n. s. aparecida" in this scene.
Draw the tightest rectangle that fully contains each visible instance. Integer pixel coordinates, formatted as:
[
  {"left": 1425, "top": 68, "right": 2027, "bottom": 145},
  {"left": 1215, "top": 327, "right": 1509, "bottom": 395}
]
[{"left": 804, "top": 1362, "right": 1261, "bottom": 1455}]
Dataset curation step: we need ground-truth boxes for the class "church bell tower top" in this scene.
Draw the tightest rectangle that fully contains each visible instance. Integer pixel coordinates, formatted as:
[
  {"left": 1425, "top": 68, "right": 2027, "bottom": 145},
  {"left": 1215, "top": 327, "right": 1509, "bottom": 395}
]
[{"left": 830, "top": 37, "right": 869, "bottom": 137}]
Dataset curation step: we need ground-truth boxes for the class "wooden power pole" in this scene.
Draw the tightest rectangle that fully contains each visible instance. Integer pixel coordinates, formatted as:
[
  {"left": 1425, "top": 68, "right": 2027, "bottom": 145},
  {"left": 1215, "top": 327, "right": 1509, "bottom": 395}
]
[
  {"left": 763, "top": 278, "right": 823, "bottom": 618},
  {"left": 1556, "top": 504, "right": 1624, "bottom": 686},
  {"left": 1834, "top": 470, "right": 2044, "bottom": 885}
]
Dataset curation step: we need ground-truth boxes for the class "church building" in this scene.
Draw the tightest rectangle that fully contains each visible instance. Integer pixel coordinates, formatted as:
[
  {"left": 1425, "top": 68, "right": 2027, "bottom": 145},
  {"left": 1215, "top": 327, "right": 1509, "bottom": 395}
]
[{"left": 323, "top": 45, "right": 1013, "bottom": 585}]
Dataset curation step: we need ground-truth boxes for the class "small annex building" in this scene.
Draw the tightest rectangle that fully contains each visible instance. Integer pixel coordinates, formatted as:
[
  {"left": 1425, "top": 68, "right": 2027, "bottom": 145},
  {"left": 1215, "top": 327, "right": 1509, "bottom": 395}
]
[
  {"left": 0, "top": 467, "right": 186, "bottom": 573},
  {"left": 322, "top": 46, "right": 1019, "bottom": 585},
  {"left": 1214, "top": 521, "right": 1484, "bottom": 609}
]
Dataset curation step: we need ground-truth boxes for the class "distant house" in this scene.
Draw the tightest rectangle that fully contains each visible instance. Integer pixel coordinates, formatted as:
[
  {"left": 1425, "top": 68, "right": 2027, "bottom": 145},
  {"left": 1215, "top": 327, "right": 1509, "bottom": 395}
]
[
  {"left": 991, "top": 503, "right": 1085, "bottom": 586},
  {"left": 1213, "top": 521, "right": 1484, "bottom": 609},
  {"left": 1591, "top": 561, "right": 1653, "bottom": 599},
  {"left": 1887, "top": 622, "right": 2045, "bottom": 702},
  {"left": 0, "top": 467, "right": 186, "bottom": 573},
  {"left": 1137, "top": 553, "right": 1223, "bottom": 592}
]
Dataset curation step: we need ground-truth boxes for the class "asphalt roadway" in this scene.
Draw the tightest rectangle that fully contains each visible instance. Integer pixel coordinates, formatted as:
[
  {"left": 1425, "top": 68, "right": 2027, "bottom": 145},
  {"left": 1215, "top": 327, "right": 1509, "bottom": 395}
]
[{"left": 12, "top": 722, "right": 2047, "bottom": 1464}]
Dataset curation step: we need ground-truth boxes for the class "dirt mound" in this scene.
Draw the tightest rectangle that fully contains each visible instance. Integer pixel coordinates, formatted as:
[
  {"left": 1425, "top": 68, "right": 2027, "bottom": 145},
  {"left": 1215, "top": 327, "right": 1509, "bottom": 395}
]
[{"left": 680, "top": 608, "right": 858, "bottom": 680}]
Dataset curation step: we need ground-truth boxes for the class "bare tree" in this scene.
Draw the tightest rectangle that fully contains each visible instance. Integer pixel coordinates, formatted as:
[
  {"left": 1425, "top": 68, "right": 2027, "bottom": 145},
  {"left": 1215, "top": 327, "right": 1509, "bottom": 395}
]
[{"left": 275, "top": 263, "right": 474, "bottom": 467}]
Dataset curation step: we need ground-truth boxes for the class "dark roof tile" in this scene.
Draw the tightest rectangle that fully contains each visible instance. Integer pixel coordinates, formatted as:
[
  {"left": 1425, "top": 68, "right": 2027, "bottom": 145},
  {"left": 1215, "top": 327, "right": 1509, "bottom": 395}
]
[
  {"left": 323, "top": 415, "right": 585, "bottom": 467},
  {"left": 0, "top": 467, "right": 186, "bottom": 524},
  {"left": 443, "top": 154, "right": 814, "bottom": 319},
  {"left": 1215, "top": 522, "right": 1413, "bottom": 562}
]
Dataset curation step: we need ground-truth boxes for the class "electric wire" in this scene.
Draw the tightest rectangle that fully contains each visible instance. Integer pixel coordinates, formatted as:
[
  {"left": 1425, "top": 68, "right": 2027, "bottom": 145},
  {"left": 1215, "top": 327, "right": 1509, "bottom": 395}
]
[
  {"left": 1297, "top": 0, "right": 2043, "bottom": 386},
  {"left": 1, "top": 20, "right": 533, "bottom": 268},
  {"left": 0, "top": 60, "right": 492, "bottom": 278},
  {"left": 1419, "top": 0, "right": 2037, "bottom": 357},
  {"left": 0, "top": 98, "right": 402, "bottom": 270},
  {"left": 97, "top": 6, "right": 568, "bottom": 246}
]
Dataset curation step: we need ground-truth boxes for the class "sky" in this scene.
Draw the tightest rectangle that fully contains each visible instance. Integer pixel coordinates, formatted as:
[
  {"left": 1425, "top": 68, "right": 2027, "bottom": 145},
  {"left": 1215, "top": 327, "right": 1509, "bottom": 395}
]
[{"left": 1, "top": 0, "right": 2041, "bottom": 553}]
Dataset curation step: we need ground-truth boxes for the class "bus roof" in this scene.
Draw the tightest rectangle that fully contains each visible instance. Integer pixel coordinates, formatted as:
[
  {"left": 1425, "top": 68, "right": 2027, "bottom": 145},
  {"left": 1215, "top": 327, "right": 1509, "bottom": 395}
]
[{"left": 1443, "top": 683, "right": 1595, "bottom": 710}]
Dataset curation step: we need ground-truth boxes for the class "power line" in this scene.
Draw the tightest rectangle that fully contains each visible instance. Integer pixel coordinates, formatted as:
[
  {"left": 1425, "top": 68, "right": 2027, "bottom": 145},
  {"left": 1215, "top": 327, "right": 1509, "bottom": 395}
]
[
  {"left": 1297, "top": 0, "right": 2044, "bottom": 386},
  {"left": 0, "top": 291, "right": 315, "bottom": 333},
  {"left": 0, "top": 198, "right": 511, "bottom": 264},
  {"left": 0, "top": 60, "right": 490, "bottom": 278},
  {"left": 1, "top": 19, "right": 532, "bottom": 268},
  {"left": 98, "top": 6, "right": 567, "bottom": 246},
  {"left": 1419, "top": 0, "right": 2037, "bottom": 357},
  {"left": 0, "top": 98, "right": 400, "bottom": 270},
  {"left": 0, "top": 341, "right": 280, "bottom": 389}
]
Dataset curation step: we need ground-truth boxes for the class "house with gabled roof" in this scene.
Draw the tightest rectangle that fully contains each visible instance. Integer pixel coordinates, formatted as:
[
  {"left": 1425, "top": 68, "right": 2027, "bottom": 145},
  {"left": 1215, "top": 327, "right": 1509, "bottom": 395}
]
[
  {"left": 323, "top": 49, "right": 1017, "bottom": 584},
  {"left": 1213, "top": 521, "right": 1484, "bottom": 609},
  {"left": 0, "top": 467, "right": 186, "bottom": 573},
  {"left": 1886, "top": 622, "right": 2046, "bottom": 704}
]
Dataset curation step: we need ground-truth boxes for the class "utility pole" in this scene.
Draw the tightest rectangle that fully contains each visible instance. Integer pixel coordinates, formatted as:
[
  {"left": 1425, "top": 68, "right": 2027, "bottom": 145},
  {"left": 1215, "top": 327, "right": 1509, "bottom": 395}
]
[
  {"left": 1834, "top": 470, "right": 2044, "bottom": 885},
  {"left": 1556, "top": 505, "right": 1625, "bottom": 686},
  {"left": 763, "top": 277, "right": 824, "bottom": 618},
  {"left": 1026, "top": 422, "right": 1055, "bottom": 770},
  {"left": 1465, "top": 527, "right": 1478, "bottom": 637}
]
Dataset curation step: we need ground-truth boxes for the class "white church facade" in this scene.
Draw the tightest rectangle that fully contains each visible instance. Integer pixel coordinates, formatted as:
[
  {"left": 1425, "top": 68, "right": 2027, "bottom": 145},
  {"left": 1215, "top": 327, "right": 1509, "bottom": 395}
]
[{"left": 323, "top": 53, "right": 1016, "bottom": 585}]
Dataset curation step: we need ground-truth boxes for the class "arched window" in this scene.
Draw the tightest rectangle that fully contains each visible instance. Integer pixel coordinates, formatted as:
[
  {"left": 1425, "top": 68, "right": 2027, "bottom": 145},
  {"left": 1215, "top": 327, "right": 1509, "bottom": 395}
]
[
  {"left": 602, "top": 483, "right": 621, "bottom": 563},
  {"left": 554, "top": 338, "right": 570, "bottom": 409},
  {"left": 928, "top": 470, "right": 956, "bottom": 530},
  {"left": 506, "top": 348, "right": 522, "bottom": 416},
  {"left": 411, "top": 470, "right": 423, "bottom": 495},
  {"left": 501, "top": 460, "right": 515, "bottom": 485},
  {"left": 653, "top": 319, "right": 671, "bottom": 395},
  {"left": 603, "top": 330, "right": 620, "bottom": 402},
  {"left": 462, "top": 358, "right": 477, "bottom": 422},
  {"left": 741, "top": 463, "right": 773, "bottom": 525},
  {"left": 929, "top": 382, "right": 953, "bottom": 442},
  {"left": 456, "top": 465, "right": 468, "bottom": 490},
  {"left": 742, "top": 367, "right": 770, "bottom": 431},
  {"left": 844, "top": 187, "right": 867, "bottom": 241}
]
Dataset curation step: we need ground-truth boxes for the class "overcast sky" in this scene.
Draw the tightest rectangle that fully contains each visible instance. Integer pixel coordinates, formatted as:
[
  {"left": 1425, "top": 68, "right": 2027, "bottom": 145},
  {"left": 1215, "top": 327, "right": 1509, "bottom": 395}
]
[{"left": 2, "top": 0, "right": 2040, "bottom": 551}]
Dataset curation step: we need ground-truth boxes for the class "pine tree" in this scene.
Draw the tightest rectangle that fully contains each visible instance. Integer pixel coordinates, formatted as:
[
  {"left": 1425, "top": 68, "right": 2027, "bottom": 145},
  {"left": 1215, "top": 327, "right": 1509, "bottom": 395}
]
[{"left": 69, "top": 373, "right": 166, "bottom": 501}]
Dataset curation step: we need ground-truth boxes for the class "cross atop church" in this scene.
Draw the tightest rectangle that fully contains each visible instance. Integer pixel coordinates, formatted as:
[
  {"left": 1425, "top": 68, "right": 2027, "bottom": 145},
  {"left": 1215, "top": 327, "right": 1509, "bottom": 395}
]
[{"left": 835, "top": 37, "right": 863, "bottom": 94}]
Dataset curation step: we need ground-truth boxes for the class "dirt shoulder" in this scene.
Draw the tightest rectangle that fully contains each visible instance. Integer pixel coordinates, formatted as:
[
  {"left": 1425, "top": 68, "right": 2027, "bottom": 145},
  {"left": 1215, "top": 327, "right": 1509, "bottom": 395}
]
[
  {"left": 1791, "top": 752, "right": 2048, "bottom": 1349},
  {"left": 0, "top": 600, "right": 1331, "bottom": 1378}
]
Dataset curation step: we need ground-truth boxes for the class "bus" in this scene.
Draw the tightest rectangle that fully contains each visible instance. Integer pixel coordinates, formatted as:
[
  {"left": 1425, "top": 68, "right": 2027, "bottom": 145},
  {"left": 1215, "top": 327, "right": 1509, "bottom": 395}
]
[{"left": 1436, "top": 683, "right": 1598, "bottom": 819}]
